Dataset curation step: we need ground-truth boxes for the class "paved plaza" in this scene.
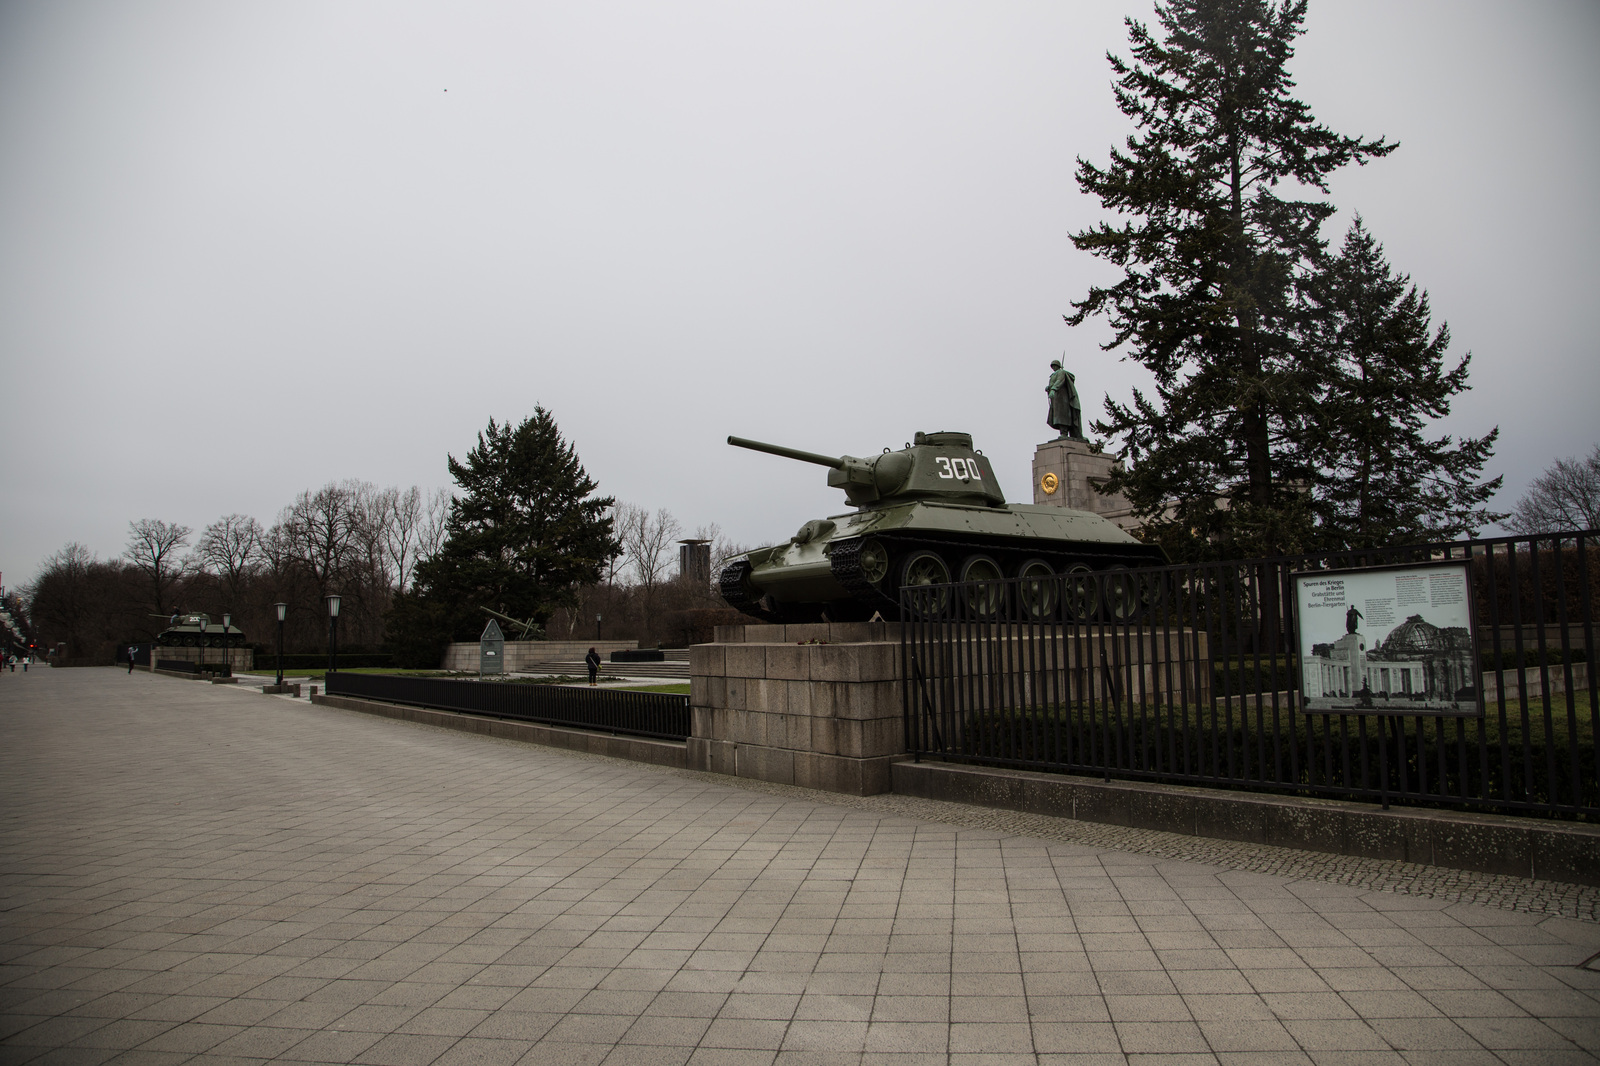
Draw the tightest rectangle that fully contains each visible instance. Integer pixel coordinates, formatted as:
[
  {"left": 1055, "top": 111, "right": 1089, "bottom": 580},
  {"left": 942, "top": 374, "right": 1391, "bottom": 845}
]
[{"left": 3, "top": 669, "right": 1598, "bottom": 1065}]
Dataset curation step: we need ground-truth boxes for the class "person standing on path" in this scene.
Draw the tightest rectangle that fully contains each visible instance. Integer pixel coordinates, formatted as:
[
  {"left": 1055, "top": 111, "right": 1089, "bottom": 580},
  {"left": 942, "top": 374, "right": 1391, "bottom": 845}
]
[
  {"left": 584, "top": 647, "right": 601, "bottom": 686},
  {"left": 128, "top": 646, "right": 136, "bottom": 674}
]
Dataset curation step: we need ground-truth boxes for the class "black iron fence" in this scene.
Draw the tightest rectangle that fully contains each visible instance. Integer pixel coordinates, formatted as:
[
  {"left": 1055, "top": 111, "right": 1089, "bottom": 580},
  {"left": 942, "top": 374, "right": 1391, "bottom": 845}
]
[
  {"left": 324, "top": 673, "right": 690, "bottom": 741},
  {"left": 901, "top": 531, "right": 1597, "bottom": 818}
]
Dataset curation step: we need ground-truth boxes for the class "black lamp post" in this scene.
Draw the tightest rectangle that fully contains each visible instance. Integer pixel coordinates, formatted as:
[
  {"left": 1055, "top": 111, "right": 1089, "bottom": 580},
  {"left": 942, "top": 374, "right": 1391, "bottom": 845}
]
[
  {"left": 222, "top": 613, "right": 231, "bottom": 675},
  {"left": 596, "top": 613, "right": 603, "bottom": 640},
  {"left": 197, "top": 615, "right": 205, "bottom": 672},
  {"left": 326, "top": 594, "right": 341, "bottom": 675},
  {"left": 274, "top": 603, "right": 287, "bottom": 685}
]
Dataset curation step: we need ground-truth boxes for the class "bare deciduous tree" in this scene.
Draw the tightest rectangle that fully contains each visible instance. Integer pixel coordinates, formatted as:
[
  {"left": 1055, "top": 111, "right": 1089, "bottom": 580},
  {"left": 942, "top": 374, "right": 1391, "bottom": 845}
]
[
  {"left": 124, "top": 519, "right": 192, "bottom": 613},
  {"left": 383, "top": 485, "right": 425, "bottom": 592},
  {"left": 416, "top": 487, "right": 452, "bottom": 564},
  {"left": 1505, "top": 445, "right": 1600, "bottom": 535},
  {"left": 30, "top": 543, "right": 143, "bottom": 658},
  {"left": 284, "top": 484, "right": 357, "bottom": 601},
  {"left": 618, "top": 504, "right": 682, "bottom": 590},
  {"left": 197, "top": 514, "right": 263, "bottom": 607},
  {"left": 616, "top": 503, "right": 682, "bottom": 637},
  {"left": 260, "top": 520, "right": 295, "bottom": 584},
  {"left": 350, "top": 482, "right": 395, "bottom": 591}
]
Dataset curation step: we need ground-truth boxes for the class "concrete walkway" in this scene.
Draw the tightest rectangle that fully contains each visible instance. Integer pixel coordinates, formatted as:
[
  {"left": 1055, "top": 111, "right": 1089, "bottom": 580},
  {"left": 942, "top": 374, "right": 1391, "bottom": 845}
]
[{"left": 2, "top": 668, "right": 1597, "bottom": 1065}]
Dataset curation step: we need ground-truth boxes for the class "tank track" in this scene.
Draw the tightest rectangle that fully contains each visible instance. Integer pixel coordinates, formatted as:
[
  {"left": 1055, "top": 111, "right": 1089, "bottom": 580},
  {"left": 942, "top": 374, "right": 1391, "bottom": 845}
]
[
  {"left": 826, "top": 538, "right": 894, "bottom": 611},
  {"left": 718, "top": 560, "right": 780, "bottom": 622}
]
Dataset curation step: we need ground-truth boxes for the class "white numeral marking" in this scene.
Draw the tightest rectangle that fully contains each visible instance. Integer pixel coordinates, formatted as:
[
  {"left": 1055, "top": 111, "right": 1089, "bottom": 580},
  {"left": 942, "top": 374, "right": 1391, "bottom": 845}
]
[{"left": 936, "top": 456, "right": 981, "bottom": 480}]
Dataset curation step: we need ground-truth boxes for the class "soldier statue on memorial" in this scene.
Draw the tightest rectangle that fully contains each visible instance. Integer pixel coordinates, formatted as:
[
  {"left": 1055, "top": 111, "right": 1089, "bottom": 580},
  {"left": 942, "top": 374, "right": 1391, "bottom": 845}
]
[{"left": 1046, "top": 359, "right": 1085, "bottom": 441}]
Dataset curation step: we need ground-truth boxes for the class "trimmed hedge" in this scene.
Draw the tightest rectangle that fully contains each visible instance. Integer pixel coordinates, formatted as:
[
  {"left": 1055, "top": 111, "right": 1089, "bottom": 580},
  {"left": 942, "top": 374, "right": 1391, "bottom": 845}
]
[{"left": 1482, "top": 648, "right": 1588, "bottom": 672}]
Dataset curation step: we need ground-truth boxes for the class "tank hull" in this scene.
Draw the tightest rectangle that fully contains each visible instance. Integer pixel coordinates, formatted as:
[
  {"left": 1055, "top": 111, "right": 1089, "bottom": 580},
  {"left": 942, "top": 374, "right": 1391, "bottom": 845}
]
[{"left": 721, "top": 500, "right": 1165, "bottom": 622}]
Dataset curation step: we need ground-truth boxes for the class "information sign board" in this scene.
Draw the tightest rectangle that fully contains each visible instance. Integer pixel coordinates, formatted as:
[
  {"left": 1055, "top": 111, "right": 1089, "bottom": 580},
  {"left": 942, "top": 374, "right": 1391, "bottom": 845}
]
[{"left": 1293, "top": 561, "right": 1479, "bottom": 716}]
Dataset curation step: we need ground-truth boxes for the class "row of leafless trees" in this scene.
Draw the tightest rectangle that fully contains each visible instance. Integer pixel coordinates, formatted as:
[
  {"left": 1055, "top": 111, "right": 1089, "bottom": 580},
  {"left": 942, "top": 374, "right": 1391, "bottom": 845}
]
[
  {"left": 26, "top": 487, "right": 755, "bottom": 661},
  {"left": 29, "top": 481, "right": 451, "bottom": 660}
]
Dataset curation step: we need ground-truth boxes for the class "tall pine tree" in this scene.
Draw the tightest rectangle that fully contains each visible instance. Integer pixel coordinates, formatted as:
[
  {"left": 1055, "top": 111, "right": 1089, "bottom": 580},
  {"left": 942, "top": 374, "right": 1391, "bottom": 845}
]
[
  {"left": 387, "top": 409, "right": 619, "bottom": 664},
  {"left": 1306, "top": 218, "right": 1501, "bottom": 547},
  {"left": 1068, "top": 0, "right": 1393, "bottom": 559}
]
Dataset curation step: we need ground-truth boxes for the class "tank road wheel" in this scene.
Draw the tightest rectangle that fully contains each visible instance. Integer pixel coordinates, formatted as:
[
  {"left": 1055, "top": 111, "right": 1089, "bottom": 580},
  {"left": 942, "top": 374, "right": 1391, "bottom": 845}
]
[
  {"left": 1062, "top": 564, "right": 1098, "bottom": 622},
  {"left": 958, "top": 555, "right": 1006, "bottom": 619},
  {"left": 1016, "top": 558, "right": 1057, "bottom": 621},
  {"left": 857, "top": 538, "right": 891, "bottom": 589},
  {"left": 899, "top": 550, "right": 952, "bottom": 617},
  {"left": 1101, "top": 564, "right": 1138, "bottom": 622}
]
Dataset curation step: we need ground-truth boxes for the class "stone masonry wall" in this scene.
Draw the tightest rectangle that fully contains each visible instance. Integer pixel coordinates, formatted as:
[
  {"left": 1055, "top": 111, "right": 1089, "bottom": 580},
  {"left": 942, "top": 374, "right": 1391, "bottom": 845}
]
[
  {"left": 149, "top": 647, "right": 254, "bottom": 673},
  {"left": 440, "top": 640, "right": 638, "bottom": 672},
  {"left": 688, "top": 622, "right": 903, "bottom": 796}
]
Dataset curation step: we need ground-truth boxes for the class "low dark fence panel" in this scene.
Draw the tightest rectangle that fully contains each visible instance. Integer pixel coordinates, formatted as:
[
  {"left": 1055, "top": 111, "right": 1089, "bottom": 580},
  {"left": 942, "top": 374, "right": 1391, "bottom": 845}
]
[
  {"left": 156, "top": 659, "right": 197, "bottom": 673},
  {"left": 324, "top": 673, "right": 689, "bottom": 741},
  {"left": 901, "top": 531, "right": 1597, "bottom": 819}
]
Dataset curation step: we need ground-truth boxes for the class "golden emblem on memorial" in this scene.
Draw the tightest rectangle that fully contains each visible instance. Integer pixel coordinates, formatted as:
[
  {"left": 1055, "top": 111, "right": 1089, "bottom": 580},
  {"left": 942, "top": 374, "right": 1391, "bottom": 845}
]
[{"left": 1040, "top": 472, "right": 1059, "bottom": 495}]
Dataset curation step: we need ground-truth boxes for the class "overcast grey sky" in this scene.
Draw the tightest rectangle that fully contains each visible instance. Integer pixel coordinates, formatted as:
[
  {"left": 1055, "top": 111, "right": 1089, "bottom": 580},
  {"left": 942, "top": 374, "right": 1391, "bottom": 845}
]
[{"left": 2, "top": 0, "right": 1596, "bottom": 589}]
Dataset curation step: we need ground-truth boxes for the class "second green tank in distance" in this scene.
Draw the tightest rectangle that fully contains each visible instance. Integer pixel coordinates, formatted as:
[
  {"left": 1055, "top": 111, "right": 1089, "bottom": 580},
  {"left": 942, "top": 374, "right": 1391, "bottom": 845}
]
[
  {"left": 150, "top": 612, "right": 246, "bottom": 648},
  {"left": 718, "top": 430, "right": 1167, "bottom": 623}
]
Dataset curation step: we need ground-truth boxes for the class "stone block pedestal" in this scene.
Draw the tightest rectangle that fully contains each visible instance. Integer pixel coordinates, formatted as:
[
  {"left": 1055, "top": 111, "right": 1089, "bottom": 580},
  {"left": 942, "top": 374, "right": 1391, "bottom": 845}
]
[
  {"left": 688, "top": 622, "right": 904, "bottom": 796},
  {"left": 1033, "top": 438, "right": 1136, "bottom": 529}
]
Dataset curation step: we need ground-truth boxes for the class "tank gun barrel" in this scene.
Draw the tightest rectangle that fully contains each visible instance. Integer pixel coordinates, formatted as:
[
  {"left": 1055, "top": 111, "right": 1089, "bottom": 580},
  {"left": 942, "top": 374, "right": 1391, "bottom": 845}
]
[{"left": 727, "top": 436, "right": 847, "bottom": 470}]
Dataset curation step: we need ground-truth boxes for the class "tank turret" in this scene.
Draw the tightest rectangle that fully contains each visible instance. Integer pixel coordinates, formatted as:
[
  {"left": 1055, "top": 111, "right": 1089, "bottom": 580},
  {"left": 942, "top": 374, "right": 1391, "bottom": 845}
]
[
  {"left": 728, "top": 432, "right": 1003, "bottom": 508},
  {"left": 720, "top": 429, "right": 1166, "bottom": 624}
]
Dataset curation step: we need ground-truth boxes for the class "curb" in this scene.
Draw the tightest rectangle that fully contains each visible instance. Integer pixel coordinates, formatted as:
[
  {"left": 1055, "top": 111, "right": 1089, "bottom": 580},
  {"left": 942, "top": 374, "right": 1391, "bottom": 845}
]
[
  {"left": 892, "top": 760, "right": 1600, "bottom": 886},
  {"left": 310, "top": 693, "right": 687, "bottom": 769}
]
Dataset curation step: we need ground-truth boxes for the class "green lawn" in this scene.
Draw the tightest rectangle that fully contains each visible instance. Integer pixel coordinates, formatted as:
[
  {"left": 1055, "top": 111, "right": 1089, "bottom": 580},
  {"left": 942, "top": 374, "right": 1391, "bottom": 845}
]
[
  {"left": 243, "top": 667, "right": 477, "bottom": 682},
  {"left": 616, "top": 683, "right": 691, "bottom": 695}
]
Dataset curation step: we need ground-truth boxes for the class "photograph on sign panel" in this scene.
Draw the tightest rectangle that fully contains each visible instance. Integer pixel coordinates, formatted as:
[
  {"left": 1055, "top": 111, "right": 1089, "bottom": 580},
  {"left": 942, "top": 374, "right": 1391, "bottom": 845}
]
[{"left": 1294, "top": 562, "right": 1479, "bottom": 715}]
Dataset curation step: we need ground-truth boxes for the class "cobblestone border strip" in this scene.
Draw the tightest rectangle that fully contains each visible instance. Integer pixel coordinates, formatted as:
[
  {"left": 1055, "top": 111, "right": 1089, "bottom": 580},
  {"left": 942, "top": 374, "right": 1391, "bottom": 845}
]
[
  {"left": 312, "top": 699, "right": 1600, "bottom": 924},
  {"left": 667, "top": 764, "right": 1600, "bottom": 923}
]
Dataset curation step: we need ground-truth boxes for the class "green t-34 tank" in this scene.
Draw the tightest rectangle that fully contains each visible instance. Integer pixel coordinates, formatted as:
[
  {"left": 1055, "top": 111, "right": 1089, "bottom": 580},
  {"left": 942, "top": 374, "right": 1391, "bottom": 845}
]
[
  {"left": 151, "top": 612, "right": 245, "bottom": 649},
  {"left": 718, "top": 430, "right": 1167, "bottom": 623}
]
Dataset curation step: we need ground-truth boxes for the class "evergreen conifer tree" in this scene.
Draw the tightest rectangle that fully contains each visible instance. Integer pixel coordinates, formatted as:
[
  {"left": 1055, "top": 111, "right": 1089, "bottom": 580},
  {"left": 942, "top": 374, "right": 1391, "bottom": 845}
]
[
  {"left": 386, "top": 409, "right": 619, "bottom": 663},
  {"left": 1306, "top": 219, "right": 1502, "bottom": 547},
  {"left": 1067, "top": 0, "right": 1393, "bottom": 559}
]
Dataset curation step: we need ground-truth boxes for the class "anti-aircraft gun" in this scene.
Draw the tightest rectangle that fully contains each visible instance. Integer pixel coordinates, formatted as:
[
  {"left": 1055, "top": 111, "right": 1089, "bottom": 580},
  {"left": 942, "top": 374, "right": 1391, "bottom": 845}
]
[
  {"left": 718, "top": 430, "right": 1166, "bottom": 623},
  {"left": 479, "top": 606, "right": 545, "bottom": 642}
]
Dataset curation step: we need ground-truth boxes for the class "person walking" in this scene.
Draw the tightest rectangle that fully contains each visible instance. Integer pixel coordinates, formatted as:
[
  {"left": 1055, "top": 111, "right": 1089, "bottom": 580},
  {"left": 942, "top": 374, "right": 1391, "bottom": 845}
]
[
  {"left": 128, "top": 646, "right": 137, "bottom": 674},
  {"left": 584, "top": 647, "right": 601, "bottom": 686}
]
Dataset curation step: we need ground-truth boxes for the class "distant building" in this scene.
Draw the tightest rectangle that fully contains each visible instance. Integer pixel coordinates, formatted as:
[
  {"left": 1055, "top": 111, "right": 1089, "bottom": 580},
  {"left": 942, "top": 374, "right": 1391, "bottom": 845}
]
[{"left": 678, "top": 539, "right": 712, "bottom": 586}]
